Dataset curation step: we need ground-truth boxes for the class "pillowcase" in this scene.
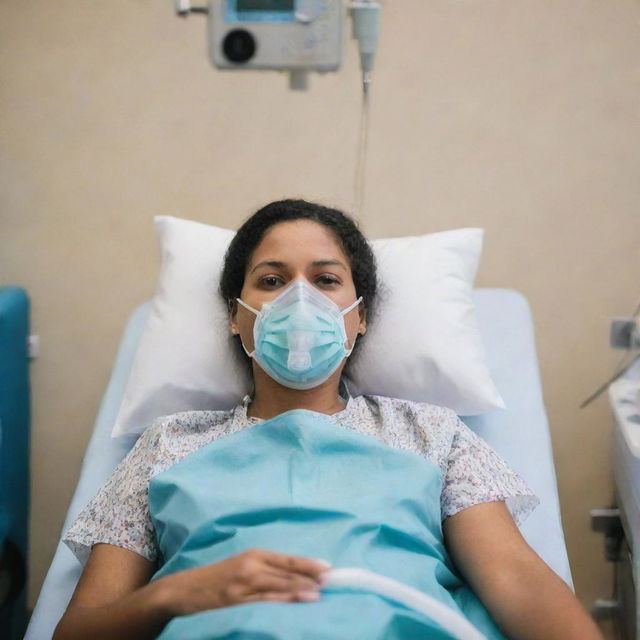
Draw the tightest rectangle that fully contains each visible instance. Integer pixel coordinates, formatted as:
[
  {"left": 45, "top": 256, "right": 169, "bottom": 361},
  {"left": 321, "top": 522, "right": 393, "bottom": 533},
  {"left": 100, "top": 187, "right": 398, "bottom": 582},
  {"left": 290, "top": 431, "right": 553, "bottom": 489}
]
[
  {"left": 111, "top": 216, "right": 504, "bottom": 438},
  {"left": 344, "top": 231, "right": 504, "bottom": 411}
]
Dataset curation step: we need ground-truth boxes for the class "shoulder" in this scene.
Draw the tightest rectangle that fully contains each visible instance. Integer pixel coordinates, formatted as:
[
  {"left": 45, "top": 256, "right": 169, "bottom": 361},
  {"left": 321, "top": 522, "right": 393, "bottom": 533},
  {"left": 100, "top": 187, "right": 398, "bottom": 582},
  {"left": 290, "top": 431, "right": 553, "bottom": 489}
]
[
  {"left": 347, "top": 394, "right": 460, "bottom": 472},
  {"left": 150, "top": 407, "right": 236, "bottom": 433},
  {"left": 356, "top": 393, "right": 460, "bottom": 432},
  {"left": 130, "top": 408, "right": 241, "bottom": 466},
  {"left": 148, "top": 409, "right": 238, "bottom": 436}
]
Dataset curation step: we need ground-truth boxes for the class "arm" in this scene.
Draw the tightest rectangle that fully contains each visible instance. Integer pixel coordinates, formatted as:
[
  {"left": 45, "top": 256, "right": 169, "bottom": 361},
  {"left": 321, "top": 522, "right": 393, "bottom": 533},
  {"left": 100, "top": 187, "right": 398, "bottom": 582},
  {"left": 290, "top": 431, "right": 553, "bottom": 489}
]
[
  {"left": 53, "top": 544, "right": 171, "bottom": 640},
  {"left": 54, "top": 544, "right": 329, "bottom": 640},
  {"left": 442, "top": 501, "right": 604, "bottom": 640}
]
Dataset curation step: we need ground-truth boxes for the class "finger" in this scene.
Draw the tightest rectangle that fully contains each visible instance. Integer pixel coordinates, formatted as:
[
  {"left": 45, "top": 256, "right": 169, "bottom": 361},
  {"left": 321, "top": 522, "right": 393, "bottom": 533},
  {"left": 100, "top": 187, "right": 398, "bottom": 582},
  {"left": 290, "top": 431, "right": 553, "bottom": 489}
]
[
  {"left": 262, "top": 552, "right": 331, "bottom": 581},
  {"left": 260, "top": 567, "right": 323, "bottom": 591},
  {"left": 239, "top": 570, "right": 320, "bottom": 597},
  {"left": 244, "top": 590, "right": 321, "bottom": 604},
  {"left": 243, "top": 591, "right": 298, "bottom": 604}
]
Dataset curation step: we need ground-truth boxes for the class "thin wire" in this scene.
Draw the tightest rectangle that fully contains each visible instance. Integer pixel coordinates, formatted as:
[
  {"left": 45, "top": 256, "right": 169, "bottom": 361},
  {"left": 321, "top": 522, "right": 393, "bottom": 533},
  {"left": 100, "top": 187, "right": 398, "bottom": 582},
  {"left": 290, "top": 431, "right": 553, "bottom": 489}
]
[
  {"left": 352, "top": 83, "right": 371, "bottom": 221},
  {"left": 580, "top": 293, "right": 640, "bottom": 408},
  {"left": 579, "top": 353, "right": 640, "bottom": 409}
]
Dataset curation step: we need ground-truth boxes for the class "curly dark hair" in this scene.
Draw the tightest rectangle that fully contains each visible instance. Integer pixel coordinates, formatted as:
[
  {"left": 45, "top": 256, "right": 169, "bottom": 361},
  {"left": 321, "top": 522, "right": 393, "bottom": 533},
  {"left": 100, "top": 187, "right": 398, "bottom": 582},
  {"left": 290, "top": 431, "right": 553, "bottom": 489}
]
[{"left": 219, "top": 199, "right": 378, "bottom": 376}]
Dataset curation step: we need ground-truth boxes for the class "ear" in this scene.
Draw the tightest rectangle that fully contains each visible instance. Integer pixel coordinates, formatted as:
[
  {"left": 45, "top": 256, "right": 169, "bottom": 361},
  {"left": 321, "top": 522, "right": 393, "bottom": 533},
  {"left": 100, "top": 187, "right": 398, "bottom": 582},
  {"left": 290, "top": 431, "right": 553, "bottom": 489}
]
[
  {"left": 228, "top": 299, "right": 239, "bottom": 335},
  {"left": 358, "top": 304, "right": 367, "bottom": 336}
]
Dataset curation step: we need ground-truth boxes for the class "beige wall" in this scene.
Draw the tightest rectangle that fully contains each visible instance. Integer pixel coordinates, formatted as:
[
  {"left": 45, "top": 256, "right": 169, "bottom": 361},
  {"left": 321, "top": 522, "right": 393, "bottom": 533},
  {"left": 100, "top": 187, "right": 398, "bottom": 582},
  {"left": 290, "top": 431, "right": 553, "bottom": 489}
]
[{"left": 1, "top": 0, "right": 639, "bottom": 623}]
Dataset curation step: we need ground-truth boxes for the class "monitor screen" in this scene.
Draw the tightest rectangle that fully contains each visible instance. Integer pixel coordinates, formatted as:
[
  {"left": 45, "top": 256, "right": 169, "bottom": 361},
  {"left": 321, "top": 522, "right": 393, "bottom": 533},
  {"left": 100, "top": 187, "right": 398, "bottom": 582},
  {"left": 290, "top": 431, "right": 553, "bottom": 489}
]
[{"left": 236, "top": 0, "right": 294, "bottom": 12}]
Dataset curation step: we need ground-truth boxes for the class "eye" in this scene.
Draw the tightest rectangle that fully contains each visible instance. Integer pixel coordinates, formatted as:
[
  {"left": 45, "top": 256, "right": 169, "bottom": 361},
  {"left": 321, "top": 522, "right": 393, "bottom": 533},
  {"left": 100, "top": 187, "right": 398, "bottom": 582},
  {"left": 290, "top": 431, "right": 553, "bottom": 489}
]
[
  {"left": 259, "top": 275, "right": 285, "bottom": 288},
  {"left": 316, "top": 274, "right": 340, "bottom": 287}
]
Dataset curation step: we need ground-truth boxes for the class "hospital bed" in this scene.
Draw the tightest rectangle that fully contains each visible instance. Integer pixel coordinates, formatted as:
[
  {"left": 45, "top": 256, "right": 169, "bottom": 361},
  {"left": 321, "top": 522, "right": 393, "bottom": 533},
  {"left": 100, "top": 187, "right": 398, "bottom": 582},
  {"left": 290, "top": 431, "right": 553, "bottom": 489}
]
[{"left": 25, "top": 288, "right": 573, "bottom": 639}]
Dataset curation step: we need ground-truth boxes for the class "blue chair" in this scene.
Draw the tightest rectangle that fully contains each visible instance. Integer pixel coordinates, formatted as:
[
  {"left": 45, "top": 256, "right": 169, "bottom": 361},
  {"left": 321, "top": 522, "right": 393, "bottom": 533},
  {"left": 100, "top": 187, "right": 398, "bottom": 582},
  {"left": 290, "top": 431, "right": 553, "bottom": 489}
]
[{"left": 0, "top": 287, "right": 31, "bottom": 640}]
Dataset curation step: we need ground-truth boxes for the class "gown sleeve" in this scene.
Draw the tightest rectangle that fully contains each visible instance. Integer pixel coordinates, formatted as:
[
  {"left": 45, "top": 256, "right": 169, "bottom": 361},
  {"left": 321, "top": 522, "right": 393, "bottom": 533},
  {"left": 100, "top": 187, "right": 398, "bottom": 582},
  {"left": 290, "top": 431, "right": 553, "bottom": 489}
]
[
  {"left": 440, "top": 416, "right": 540, "bottom": 525},
  {"left": 62, "top": 422, "right": 165, "bottom": 566}
]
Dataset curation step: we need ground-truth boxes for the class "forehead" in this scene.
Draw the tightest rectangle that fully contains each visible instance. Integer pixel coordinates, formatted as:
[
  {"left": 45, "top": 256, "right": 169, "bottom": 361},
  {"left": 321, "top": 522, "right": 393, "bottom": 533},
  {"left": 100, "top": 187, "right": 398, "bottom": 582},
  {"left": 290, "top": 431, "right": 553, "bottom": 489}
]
[{"left": 249, "top": 220, "right": 349, "bottom": 266}]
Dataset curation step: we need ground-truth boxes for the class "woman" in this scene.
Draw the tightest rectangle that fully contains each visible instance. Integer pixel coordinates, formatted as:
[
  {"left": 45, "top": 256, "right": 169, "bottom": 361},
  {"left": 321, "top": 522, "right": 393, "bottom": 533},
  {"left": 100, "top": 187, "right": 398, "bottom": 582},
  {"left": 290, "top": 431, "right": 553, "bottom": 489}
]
[{"left": 55, "top": 200, "right": 603, "bottom": 639}]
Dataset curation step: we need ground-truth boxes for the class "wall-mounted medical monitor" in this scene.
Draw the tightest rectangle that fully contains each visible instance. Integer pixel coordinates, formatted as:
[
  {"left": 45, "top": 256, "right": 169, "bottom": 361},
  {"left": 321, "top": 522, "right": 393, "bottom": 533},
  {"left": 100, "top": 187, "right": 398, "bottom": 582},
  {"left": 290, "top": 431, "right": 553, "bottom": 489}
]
[{"left": 210, "top": 0, "right": 343, "bottom": 72}]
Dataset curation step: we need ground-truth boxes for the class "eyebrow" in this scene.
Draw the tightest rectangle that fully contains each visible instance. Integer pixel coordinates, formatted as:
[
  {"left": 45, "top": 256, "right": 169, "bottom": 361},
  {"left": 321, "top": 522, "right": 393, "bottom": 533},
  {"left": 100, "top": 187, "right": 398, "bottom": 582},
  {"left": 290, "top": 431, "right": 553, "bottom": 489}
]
[{"left": 250, "top": 259, "right": 348, "bottom": 274}]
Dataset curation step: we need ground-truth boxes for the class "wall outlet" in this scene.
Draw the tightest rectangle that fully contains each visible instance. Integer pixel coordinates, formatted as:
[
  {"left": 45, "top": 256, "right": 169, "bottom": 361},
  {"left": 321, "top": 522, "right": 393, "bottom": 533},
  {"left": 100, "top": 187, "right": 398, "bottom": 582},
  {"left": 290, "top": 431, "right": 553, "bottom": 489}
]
[{"left": 610, "top": 318, "right": 640, "bottom": 349}]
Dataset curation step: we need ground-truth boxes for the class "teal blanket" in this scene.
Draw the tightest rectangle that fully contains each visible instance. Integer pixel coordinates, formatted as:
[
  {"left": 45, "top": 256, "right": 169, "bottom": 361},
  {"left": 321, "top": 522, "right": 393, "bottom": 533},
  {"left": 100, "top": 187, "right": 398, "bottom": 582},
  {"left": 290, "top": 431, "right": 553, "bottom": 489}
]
[{"left": 149, "top": 410, "right": 506, "bottom": 639}]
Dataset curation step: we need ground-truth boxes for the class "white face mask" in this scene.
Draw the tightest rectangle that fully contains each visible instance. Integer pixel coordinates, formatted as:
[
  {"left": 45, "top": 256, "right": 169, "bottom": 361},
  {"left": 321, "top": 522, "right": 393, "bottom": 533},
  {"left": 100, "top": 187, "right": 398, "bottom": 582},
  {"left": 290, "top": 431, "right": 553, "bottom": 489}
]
[{"left": 236, "top": 280, "right": 363, "bottom": 390}]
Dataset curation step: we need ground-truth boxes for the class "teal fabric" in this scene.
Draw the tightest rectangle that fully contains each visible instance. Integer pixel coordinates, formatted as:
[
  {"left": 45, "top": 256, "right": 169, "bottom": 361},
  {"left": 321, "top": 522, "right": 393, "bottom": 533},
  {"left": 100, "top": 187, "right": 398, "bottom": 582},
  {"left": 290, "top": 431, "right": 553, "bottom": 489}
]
[
  {"left": 0, "top": 287, "right": 30, "bottom": 553},
  {"left": 149, "top": 410, "right": 506, "bottom": 640},
  {"left": 0, "top": 286, "right": 31, "bottom": 639}
]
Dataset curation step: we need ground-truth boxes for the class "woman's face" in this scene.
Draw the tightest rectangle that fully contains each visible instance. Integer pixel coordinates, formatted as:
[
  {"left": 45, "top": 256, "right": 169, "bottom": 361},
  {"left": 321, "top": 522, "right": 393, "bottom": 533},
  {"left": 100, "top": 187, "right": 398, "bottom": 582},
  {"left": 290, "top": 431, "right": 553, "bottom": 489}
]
[{"left": 230, "top": 219, "right": 367, "bottom": 354}]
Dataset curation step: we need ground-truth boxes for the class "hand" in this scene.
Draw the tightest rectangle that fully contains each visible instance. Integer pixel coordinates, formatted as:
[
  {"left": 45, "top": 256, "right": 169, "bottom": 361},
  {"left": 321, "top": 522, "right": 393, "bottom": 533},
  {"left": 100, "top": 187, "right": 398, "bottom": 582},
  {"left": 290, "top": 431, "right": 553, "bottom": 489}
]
[{"left": 158, "top": 548, "right": 331, "bottom": 617}]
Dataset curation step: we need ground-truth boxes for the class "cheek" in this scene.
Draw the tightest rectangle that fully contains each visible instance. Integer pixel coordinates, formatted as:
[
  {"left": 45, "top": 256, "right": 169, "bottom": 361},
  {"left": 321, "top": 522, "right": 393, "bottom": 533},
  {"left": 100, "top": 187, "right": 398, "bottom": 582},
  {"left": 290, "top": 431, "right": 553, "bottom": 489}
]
[
  {"left": 343, "top": 312, "right": 361, "bottom": 342},
  {"left": 235, "top": 311, "right": 256, "bottom": 351}
]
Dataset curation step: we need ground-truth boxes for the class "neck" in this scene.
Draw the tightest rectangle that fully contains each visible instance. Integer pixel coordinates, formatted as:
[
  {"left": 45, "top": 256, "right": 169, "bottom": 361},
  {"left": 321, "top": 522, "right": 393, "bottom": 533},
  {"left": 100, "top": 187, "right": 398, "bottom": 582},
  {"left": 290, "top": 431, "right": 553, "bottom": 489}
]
[{"left": 246, "top": 368, "right": 347, "bottom": 420}]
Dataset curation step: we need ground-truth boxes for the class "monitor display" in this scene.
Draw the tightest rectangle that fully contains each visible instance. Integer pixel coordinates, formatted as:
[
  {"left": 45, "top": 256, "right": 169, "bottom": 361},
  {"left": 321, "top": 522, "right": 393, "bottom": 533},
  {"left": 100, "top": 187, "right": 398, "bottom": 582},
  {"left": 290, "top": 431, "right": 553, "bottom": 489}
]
[{"left": 236, "top": 0, "right": 294, "bottom": 12}]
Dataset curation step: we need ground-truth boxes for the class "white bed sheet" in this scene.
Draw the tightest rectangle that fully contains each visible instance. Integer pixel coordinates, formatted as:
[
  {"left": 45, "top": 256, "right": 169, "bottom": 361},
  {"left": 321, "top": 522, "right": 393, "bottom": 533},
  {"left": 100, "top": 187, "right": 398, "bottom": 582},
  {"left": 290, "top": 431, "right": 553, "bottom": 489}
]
[{"left": 26, "top": 288, "right": 572, "bottom": 639}]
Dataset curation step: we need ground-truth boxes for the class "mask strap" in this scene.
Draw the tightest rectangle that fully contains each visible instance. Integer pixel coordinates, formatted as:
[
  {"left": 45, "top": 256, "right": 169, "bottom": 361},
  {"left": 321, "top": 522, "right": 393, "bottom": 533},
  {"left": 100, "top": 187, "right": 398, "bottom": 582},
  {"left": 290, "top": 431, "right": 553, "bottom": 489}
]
[
  {"left": 343, "top": 296, "right": 364, "bottom": 356},
  {"left": 240, "top": 340, "right": 255, "bottom": 359},
  {"left": 236, "top": 298, "right": 260, "bottom": 316},
  {"left": 341, "top": 296, "right": 363, "bottom": 316},
  {"left": 233, "top": 299, "right": 258, "bottom": 357}
]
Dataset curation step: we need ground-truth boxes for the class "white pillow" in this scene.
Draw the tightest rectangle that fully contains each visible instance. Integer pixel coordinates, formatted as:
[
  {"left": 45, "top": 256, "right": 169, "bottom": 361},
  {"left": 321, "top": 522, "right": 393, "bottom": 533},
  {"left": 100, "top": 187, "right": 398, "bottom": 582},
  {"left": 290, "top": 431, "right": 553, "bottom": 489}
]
[
  {"left": 344, "top": 231, "right": 504, "bottom": 411},
  {"left": 111, "top": 216, "right": 504, "bottom": 438}
]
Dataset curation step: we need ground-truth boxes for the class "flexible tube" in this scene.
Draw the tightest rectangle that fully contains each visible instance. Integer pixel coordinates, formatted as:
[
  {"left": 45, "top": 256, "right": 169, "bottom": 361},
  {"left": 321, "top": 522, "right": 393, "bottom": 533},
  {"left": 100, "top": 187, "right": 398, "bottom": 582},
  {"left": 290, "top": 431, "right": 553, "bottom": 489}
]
[{"left": 322, "top": 568, "right": 488, "bottom": 640}]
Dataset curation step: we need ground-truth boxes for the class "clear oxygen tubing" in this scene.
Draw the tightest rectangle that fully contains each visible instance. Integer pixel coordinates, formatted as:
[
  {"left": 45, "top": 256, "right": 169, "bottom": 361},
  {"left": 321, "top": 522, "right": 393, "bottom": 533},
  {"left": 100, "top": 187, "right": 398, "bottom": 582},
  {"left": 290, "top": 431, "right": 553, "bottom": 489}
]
[
  {"left": 349, "top": 0, "right": 380, "bottom": 221},
  {"left": 322, "top": 568, "right": 488, "bottom": 640},
  {"left": 352, "top": 84, "right": 371, "bottom": 221}
]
